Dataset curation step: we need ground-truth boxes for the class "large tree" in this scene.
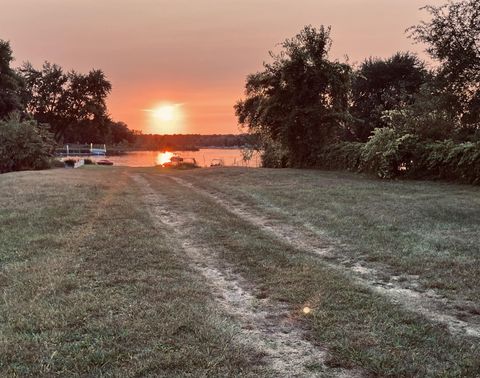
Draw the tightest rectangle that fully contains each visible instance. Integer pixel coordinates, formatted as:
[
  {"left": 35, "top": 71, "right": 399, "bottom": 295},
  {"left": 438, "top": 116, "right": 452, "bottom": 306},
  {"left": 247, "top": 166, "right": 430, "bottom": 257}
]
[
  {"left": 409, "top": 0, "right": 480, "bottom": 129},
  {"left": 351, "top": 52, "right": 428, "bottom": 141},
  {"left": 0, "top": 40, "right": 23, "bottom": 119},
  {"left": 20, "top": 62, "right": 112, "bottom": 142},
  {"left": 235, "top": 26, "right": 352, "bottom": 167}
]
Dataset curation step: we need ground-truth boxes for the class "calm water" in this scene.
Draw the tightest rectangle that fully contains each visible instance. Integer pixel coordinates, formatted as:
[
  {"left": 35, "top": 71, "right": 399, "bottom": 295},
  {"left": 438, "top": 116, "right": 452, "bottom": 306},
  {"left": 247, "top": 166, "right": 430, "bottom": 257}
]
[{"left": 92, "top": 149, "right": 260, "bottom": 167}]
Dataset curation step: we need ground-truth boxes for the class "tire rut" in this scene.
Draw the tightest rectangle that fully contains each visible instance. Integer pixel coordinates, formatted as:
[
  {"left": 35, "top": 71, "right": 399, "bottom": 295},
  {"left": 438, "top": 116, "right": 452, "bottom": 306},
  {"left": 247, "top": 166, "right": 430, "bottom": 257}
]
[
  {"left": 169, "top": 175, "right": 480, "bottom": 339},
  {"left": 132, "top": 173, "right": 360, "bottom": 378}
]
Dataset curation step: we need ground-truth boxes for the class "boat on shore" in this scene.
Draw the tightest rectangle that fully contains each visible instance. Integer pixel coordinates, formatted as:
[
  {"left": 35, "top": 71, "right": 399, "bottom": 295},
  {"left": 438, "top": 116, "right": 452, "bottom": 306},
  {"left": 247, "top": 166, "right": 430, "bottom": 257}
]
[{"left": 161, "top": 154, "right": 197, "bottom": 168}]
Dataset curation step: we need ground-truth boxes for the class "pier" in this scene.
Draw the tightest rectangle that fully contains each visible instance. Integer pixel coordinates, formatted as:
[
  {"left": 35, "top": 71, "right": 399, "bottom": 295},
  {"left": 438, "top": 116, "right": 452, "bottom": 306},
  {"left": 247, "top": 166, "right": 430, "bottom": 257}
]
[{"left": 55, "top": 143, "right": 107, "bottom": 156}]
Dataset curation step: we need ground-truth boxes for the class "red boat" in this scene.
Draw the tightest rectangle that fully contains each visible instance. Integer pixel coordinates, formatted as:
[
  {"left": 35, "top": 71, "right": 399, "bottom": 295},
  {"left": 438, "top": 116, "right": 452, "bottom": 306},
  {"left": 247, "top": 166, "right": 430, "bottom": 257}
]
[{"left": 97, "top": 159, "right": 114, "bottom": 166}]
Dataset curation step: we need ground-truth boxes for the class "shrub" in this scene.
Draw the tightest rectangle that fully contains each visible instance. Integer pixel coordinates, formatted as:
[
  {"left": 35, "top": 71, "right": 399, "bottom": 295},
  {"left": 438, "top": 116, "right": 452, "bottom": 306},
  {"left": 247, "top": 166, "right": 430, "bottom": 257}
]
[
  {"left": 380, "top": 90, "right": 458, "bottom": 142},
  {"left": 260, "top": 138, "right": 290, "bottom": 168},
  {"left": 423, "top": 141, "right": 480, "bottom": 184},
  {"left": 0, "top": 114, "right": 54, "bottom": 173},
  {"left": 316, "top": 137, "right": 480, "bottom": 184},
  {"left": 84, "top": 158, "right": 95, "bottom": 165},
  {"left": 361, "top": 128, "right": 420, "bottom": 178}
]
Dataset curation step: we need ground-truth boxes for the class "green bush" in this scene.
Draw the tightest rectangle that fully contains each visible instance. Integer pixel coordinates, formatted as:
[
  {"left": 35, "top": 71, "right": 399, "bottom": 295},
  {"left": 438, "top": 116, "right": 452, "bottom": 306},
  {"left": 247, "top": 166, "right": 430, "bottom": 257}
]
[
  {"left": 260, "top": 138, "right": 290, "bottom": 168},
  {"left": 361, "top": 128, "right": 420, "bottom": 179},
  {"left": 422, "top": 141, "right": 480, "bottom": 184},
  {"left": 317, "top": 136, "right": 480, "bottom": 184},
  {"left": 0, "top": 114, "right": 54, "bottom": 173}
]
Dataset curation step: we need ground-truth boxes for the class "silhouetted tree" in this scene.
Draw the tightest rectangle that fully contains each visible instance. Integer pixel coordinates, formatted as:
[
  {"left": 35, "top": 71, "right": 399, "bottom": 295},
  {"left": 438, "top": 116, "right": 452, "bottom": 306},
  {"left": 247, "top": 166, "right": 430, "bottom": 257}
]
[
  {"left": 409, "top": 0, "right": 480, "bottom": 131},
  {"left": 20, "top": 62, "right": 67, "bottom": 139},
  {"left": 351, "top": 52, "right": 428, "bottom": 141},
  {"left": 20, "top": 62, "right": 112, "bottom": 142},
  {"left": 235, "top": 26, "right": 352, "bottom": 167},
  {"left": 0, "top": 40, "right": 23, "bottom": 119}
]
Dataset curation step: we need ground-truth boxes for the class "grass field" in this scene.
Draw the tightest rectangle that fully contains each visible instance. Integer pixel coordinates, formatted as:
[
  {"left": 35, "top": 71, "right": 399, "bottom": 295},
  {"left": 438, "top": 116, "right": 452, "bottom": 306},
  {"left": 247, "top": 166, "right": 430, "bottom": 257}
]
[{"left": 1, "top": 166, "right": 479, "bottom": 377}]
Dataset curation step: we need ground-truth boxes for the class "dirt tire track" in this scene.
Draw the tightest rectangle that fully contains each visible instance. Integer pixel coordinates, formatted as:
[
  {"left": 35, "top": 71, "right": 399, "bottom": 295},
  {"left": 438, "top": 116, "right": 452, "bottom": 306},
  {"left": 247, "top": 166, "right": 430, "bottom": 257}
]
[
  {"left": 132, "top": 173, "right": 360, "bottom": 378},
  {"left": 169, "top": 175, "right": 480, "bottom": 339}
]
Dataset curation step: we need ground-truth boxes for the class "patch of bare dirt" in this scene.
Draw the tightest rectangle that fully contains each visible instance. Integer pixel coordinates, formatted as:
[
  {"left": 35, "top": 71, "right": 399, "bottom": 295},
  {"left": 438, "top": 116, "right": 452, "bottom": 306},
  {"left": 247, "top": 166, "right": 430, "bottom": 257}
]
[
  {"left": 169, "top": 176, "right": 480, "bottom": 339},
  {"left": 132, "top": 174, "right": 360, "bottom": 377}
]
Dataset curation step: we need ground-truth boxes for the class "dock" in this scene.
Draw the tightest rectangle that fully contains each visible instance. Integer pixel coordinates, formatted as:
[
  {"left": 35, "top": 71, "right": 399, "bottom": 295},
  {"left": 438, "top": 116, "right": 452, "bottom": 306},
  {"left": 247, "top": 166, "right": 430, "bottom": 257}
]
[{"left": 56, "top": 143, "right": 107, "bottom": 156}]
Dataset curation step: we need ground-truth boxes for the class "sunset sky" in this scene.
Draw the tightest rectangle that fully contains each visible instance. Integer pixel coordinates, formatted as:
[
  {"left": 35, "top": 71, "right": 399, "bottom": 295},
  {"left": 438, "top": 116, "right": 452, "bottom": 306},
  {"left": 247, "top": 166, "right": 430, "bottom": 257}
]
[{"left": 1, "top": 0, "right": 443, "bottom": 135}]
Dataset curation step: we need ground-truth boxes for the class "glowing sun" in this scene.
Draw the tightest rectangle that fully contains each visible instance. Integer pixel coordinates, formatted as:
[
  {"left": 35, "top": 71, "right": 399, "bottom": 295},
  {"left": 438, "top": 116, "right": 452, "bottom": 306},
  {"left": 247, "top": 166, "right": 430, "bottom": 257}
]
[
  {"left": 145, "top": 103, "right": 184, "bottom": 133},
  {"left": 153, "top": 105, "right": 176, "bottom": 121}
]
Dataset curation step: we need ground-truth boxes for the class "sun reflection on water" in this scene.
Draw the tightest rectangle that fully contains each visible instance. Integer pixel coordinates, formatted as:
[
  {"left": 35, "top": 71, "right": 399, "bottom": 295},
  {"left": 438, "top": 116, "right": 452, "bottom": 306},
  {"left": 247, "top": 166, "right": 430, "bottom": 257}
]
[{"left": 156, "top": 151, "right": 174, "bottom": 166}]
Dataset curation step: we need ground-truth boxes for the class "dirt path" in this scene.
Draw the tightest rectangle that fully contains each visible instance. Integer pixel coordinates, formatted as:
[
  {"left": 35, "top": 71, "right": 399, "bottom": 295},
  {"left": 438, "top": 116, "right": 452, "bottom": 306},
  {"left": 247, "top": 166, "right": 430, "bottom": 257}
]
[
  {"left": 169, "top": 175, "right": 480, "bottom": 339},
  {"left": 132, "top": 173, "right": 359, "bottom": 378}
]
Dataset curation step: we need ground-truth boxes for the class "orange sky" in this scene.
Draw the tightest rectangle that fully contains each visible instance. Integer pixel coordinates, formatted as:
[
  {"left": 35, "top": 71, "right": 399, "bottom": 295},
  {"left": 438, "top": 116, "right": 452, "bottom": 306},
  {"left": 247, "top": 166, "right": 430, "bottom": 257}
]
[{"left": 1, "top": 0, "right": 443, "bottom": 134}]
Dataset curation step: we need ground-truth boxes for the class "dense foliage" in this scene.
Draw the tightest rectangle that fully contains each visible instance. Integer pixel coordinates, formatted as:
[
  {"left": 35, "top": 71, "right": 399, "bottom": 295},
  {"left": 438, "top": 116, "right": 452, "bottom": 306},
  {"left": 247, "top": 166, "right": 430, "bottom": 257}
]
[
  {"left": 20, "top": 62, "right": 135, "bottom": 144},
  {"left": 317, "top": 139, "right": 480, "bottom": 184},
  {"left": 0, "top": 41, "right": 23, "bottom": 118},
  {"left": 351, "top": 53, "right": 427, "bottom": 141},
  {"left": 237, "top": 0, "right": 480, "bottom": 184},
  {"left": 0, "top": 40, "right": 136, "bottom": 172},
  {"left": 0, "top": 41, "right": 136, "bottom": 146},
  {"left": 0, "top": 114, "right": 54, "bottom": 173},
  {"left": 235, "top": 26, "right": 352, "bottom": 167},
  {"left": 409, "top": 0, "right": 480, "bottom": 129}
]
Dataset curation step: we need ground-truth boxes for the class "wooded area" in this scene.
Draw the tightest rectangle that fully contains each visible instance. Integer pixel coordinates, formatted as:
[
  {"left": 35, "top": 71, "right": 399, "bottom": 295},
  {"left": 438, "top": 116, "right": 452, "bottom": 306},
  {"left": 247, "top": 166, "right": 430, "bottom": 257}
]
[{"left": 236, "top": 0, "right": 480, "bottom": 183}]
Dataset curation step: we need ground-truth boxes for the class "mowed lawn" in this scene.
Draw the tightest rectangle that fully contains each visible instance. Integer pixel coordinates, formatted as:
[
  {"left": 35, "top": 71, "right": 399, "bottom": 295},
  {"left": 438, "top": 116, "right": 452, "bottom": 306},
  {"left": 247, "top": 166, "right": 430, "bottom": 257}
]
[
  {"left": 179, "top": 168, "right": 480, "bottom": 305},
  {"left": 1, "top": 166, "right": 479, "bottom": 377}
]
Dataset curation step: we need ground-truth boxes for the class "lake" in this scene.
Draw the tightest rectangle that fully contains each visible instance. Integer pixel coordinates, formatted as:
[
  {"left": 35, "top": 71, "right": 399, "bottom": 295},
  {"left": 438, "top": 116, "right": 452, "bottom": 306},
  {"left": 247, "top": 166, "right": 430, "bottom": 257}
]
[{"left": 93, "top": 149, "right": 261, "bottom": 167}]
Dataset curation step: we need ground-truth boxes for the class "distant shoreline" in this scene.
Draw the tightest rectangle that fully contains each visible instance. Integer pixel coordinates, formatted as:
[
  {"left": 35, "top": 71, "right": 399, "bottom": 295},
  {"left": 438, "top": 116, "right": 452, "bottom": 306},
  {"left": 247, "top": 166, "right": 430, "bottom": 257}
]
[{"left": 56, "top": 146, "right": 253, "bottom": 157}]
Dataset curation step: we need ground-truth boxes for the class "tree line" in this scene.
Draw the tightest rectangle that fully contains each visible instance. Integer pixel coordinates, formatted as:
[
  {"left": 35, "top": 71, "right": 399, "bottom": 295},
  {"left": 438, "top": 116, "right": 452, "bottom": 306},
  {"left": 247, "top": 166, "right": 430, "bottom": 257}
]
[
  {"left": 235, "top": 0, "right": 480, "bottom": 183},
  {"left": 133, "top": 133, "right": 256, "bottom": 151},
  {"left": 0, "top": 45, "right": 136, "bottom": 144},
  {"left": 0, "top": 41, "right": 138, "bottom": 172}
]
